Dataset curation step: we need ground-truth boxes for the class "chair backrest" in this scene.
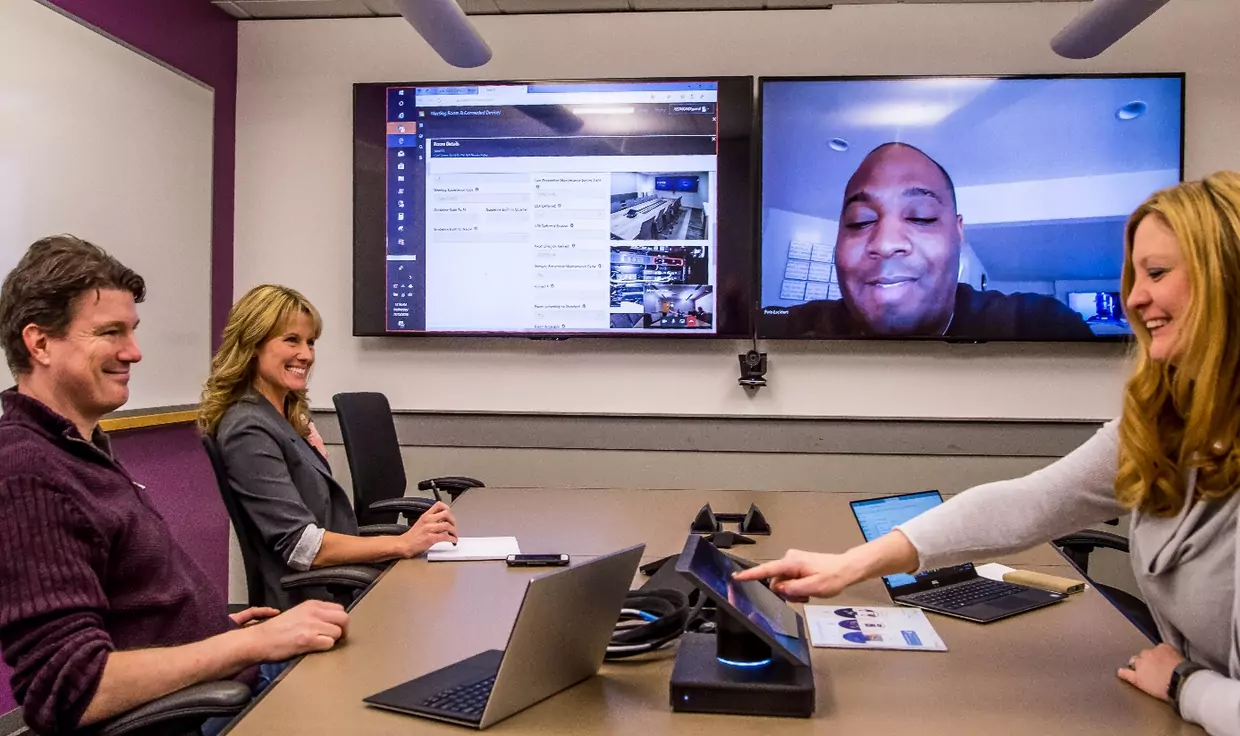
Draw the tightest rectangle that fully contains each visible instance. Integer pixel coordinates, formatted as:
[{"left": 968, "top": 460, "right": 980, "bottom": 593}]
[
  {"left": 201, "top": 433, "right": 269, "bottom": 608},
  {"left": 332, "top": 392, "right": 408, "bottom": 526}
]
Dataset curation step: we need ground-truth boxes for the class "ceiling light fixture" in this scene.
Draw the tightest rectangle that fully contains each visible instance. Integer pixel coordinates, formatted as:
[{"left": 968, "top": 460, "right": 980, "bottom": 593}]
[
  {"left": 393, "top": 0, "right": 492, "bottom": 69},
  {"left": 1051, "top": 0, "right": 1173, "bottom": 59},
  {"left": 1116, "top": 100, "right": 1148, "bottom": 120}
]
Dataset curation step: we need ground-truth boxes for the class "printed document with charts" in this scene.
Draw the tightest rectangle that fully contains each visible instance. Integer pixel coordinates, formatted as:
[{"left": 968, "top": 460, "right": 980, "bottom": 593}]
[{"left": 804, "top": 605, "right": 947, "bottom": 651}]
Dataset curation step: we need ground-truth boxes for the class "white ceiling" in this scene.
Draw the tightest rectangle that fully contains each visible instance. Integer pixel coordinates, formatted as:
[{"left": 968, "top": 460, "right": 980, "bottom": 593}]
[{"left": 213, "top": 0, "right": 1077, "bottom": 20}]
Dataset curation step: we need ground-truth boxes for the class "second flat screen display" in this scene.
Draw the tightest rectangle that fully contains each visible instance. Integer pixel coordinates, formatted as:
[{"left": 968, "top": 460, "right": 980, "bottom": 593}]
[{"left": 757, "top": 74, "right": 1184, "bottom": 342}]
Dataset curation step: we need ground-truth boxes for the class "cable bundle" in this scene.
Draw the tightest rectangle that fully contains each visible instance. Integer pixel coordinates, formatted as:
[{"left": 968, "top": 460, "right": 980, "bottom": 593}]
[{"left": 606, "top": 589, "right": 696, "bottom": 659}]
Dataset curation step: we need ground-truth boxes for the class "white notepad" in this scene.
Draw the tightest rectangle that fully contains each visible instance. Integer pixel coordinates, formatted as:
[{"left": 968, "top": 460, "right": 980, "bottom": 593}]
[{"left": 427, "top": 536, "right": 521, "bottom": 562}]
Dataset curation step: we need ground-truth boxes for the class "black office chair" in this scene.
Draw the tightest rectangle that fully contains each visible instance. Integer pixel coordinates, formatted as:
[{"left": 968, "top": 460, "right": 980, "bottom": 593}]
[
  {"left": 1, "top": 681, "right": 253, "bottom": 736},
  {"left": 1053, "top": 527, "right": 1161, "bottom": 643},
  {"left": 332, "top": 392, "right": 484, "bottom": 521},
  {"left": 201, "top": 435, "right": 380, "bottom": 610}
]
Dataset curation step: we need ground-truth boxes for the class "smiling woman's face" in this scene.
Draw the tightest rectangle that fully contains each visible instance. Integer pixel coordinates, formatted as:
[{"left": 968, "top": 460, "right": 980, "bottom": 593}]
[
  {"left": 1126, "top": 215, "right": 1191, "bottom": 363},
  {"left": 253, "top": 311, "right": 316, "bottom": 401},
  {"left": 834, "top": 145, "right": 963, "bottom": 335}
]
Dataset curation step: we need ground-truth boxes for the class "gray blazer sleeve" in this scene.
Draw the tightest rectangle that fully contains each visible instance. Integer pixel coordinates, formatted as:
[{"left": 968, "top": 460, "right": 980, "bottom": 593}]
[{"left": 217, "top": 417, "right": 324, "bottom": 571}]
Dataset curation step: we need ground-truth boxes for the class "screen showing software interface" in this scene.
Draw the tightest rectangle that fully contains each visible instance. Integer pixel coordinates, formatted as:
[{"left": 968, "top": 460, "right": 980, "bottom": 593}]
[
  {"left": 851, "top": 492, "right": 945, "bottom": 588},
  {"left": 684, "top": 541, "right": 810, "bottom": 665},
  {"left": 759, "top": 75, "right": 1183, "bottom": 341},
  {"left": 384, "top": 81, "right": 721, "bottom": 333}
]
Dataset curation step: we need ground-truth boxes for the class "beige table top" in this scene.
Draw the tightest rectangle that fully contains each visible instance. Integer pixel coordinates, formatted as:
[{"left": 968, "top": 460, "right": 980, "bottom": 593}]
[
  {"left": 447, "top": 488, "right": 1068, "bottom": 567},
  {"left": 226, "top": 488, "right": 1202, "bottom": 736}
]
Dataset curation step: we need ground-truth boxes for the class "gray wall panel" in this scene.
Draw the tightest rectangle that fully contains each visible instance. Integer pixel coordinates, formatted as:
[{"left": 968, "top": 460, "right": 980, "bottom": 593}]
[{"left": 312, "top": 411, "right": 1104, "bottom": 457}]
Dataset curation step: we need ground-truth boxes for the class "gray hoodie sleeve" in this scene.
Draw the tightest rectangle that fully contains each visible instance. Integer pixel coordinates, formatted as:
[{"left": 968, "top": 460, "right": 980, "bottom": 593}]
[
  {"left": 1175, "top": 502, "right": 1240, "bottom": 736},
  {"left": 896, "top": 419, "right": 1127, "bottom": 572}
]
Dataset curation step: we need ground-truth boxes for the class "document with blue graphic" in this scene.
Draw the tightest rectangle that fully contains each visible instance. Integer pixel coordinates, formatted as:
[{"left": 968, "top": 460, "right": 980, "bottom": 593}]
[{"left": 804, "top": 605, "right": 947, "bottom": 651}]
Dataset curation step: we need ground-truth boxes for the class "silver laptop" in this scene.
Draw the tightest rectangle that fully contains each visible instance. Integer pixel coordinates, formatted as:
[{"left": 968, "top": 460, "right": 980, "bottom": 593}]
[{"left": 363, "top": 544, "right": 644, "bottom": 729}]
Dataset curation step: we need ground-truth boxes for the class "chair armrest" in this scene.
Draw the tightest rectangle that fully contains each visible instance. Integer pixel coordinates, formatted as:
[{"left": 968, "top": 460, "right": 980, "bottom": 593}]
[
  {"left": 0, "top": 706, "right": 30, "bottom": 736},
  {"left": 1052, "top": 529, "right": 1130, "bottom": 554},
  {"left": 416, "top": 476, "right": 485, "bottom": 492},
  {"left": 367, "top": 497, "right": 436, "bottom": 519},
  {"left": 98, "top": 681, "right": 252, "bottom": 736},
  {"left": 358, "top": 523, "right": 408, "bottom": 537},
  {"left": 280, "top": 565, "right": 379, "bottom": 591}
]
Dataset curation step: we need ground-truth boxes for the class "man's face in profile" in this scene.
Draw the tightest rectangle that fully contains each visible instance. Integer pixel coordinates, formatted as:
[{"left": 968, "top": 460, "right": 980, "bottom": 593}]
[{"left": 833, "top": 145, "right": 963, "bottom": 335}]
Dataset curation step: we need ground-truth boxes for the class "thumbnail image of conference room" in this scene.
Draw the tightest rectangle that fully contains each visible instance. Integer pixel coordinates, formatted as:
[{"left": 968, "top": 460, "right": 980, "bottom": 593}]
[
  {"left": 643, "top": 284, "right": 713, "bottom": 328},
  {"left": 609, "top": 244, "right": 710, "bottom": 307},
  {"left": 610, "top": 172, "right": 709, "bottom": 241}
]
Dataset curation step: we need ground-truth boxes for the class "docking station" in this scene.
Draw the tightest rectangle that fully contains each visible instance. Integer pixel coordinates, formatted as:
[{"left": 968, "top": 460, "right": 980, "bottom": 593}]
[{"left": 669, "top": 535, "right": 816, "bottom": 718}]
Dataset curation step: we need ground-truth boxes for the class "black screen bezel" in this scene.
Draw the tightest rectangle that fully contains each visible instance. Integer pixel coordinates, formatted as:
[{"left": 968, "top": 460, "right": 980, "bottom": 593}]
[
  {"left": 352, "top": 76, "right": 756, "bottom": 338},
  {"left": 753, "top": 72, "right": 1188, "bottom": 343}
]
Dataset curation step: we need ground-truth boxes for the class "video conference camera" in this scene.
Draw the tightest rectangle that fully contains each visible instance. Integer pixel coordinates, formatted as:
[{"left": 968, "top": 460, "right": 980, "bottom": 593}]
[{"left": 738, "top": 349, "right": 767, "bottom": 389}]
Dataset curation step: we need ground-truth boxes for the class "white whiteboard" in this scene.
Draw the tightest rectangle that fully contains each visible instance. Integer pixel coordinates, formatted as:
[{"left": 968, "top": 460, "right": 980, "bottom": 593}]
[{"left": 0, "top": 0, "right": 213, "bottom": 410}]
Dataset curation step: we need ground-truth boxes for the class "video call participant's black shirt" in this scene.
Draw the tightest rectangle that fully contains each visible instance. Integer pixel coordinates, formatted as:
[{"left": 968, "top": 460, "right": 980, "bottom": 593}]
[{"left": 777, "top": 284, "right": 1097, "bottom": 340}]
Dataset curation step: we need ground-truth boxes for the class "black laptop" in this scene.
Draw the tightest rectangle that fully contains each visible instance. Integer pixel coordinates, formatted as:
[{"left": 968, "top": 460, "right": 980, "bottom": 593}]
[{"left": 849, "top": 490, "right": 1065, "bottom": 623}]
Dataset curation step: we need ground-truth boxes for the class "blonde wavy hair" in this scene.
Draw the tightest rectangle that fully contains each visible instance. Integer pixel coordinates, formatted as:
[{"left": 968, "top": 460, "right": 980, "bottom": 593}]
[
  {"left": 198, "top": 284, "right": 323, "bottom": 438},
  {"left": 1116, "top": 171, "right": 1240, "bottom": 516}
]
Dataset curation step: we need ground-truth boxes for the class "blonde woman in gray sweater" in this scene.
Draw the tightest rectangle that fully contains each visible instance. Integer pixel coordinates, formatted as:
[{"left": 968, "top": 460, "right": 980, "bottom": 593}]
[{"left": 737, "top": 171, "right": 1240, "bottom": 736}]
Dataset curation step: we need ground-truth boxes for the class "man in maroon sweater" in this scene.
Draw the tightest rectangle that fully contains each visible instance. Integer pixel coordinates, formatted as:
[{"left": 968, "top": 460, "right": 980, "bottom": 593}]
[{"left": 0, "top": 235, "right": 350, "bottom": 734}]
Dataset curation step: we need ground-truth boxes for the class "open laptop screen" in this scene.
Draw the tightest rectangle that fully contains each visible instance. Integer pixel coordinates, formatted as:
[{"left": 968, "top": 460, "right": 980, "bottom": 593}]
[{"left": 849, "top": 491, "right": 963, "bottom": 588}]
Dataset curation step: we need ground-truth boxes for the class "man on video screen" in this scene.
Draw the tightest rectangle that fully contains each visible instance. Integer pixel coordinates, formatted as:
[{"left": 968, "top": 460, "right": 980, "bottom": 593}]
[{"left": 781, "top": 143, "right": 1094, "bottom": 340}]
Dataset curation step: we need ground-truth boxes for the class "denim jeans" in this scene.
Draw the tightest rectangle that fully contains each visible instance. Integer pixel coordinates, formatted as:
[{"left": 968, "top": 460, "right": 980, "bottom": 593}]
[{"left": 199, "top": 661, "right": 290, "bottom": 736}]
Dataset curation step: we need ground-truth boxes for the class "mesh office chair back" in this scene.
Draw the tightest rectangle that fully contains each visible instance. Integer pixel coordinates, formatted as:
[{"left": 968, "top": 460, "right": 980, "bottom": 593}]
[
  {"left": 332, "top": 392, "right": 408, "bottom": 526},
  {"left": 201, "top": 433, "right": 271, "bottom": 609}
]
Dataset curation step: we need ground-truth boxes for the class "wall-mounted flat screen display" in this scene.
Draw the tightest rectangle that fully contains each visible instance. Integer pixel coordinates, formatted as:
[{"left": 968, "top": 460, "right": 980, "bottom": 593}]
[
  {"left": 757, "top": 74, "right": 1184, "bottom": 341},
  {"left": 353, "top": 77, "right": 755, "bottom": 337}
]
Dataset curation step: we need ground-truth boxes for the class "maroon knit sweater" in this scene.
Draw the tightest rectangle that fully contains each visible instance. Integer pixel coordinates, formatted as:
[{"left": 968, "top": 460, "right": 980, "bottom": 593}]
[{"left": 0, "top": 389, "right": 244, "bottom": 734}]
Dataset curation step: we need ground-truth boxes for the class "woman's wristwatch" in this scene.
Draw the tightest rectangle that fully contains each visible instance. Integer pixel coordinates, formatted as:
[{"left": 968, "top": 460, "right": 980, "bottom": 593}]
[{"left": 1168, "top": 660, "right": 1208, "bottom": 716}]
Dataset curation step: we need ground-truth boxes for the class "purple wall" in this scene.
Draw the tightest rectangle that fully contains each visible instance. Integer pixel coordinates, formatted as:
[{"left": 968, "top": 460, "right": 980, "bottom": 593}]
[
  {"left": 45, "top": 0, "right": 238, "bottom": 346},
  {"left": 1, "top": 2, "right": 238, "bottom": 717},
  {"left": 110, "top": 425, "right": 232, "bottom": 595}
]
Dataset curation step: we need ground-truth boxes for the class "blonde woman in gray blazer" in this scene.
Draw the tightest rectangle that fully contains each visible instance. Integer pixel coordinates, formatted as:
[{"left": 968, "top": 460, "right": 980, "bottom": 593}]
[{"left": 200, "top": 285, "right": 457, "bottom": 610}]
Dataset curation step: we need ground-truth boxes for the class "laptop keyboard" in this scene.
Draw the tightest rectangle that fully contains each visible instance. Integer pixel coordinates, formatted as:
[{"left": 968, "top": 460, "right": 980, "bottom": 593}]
[
  {"left": 907, "top": 578, "right": 1025, "bottom": 611},
  {"left": 420, "top": 675, "right": 496, "bottom": 718}
]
